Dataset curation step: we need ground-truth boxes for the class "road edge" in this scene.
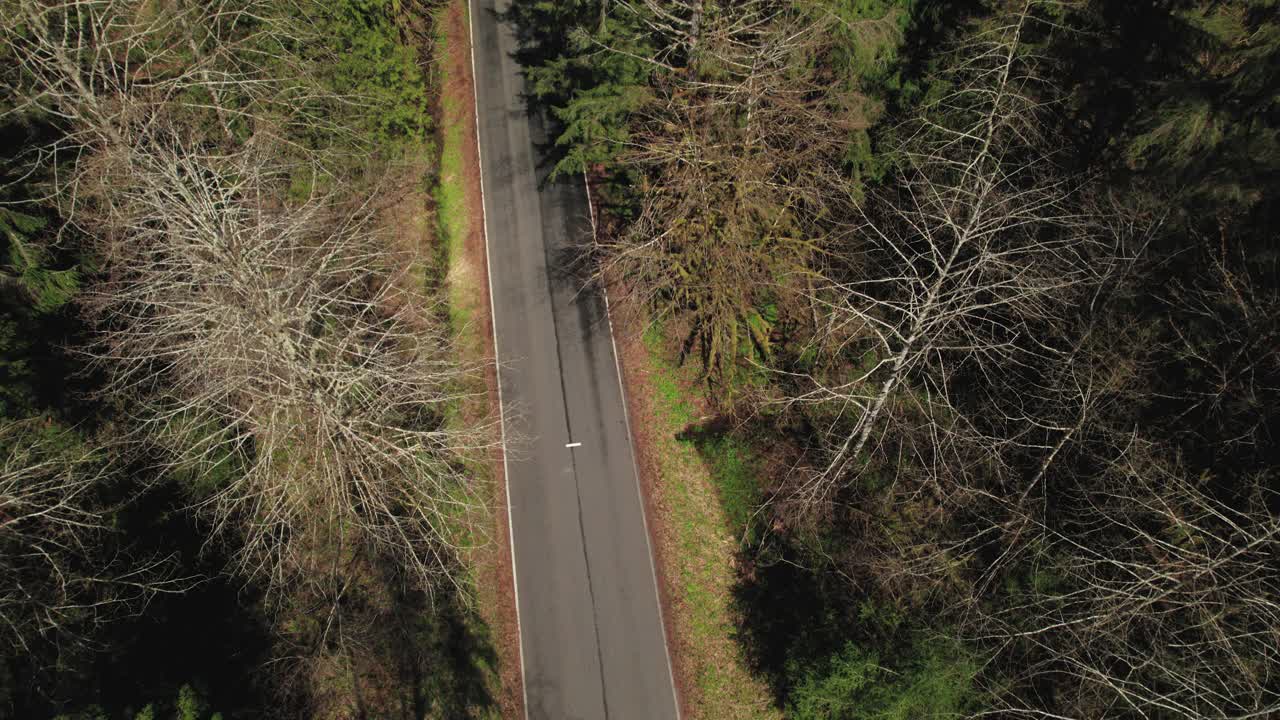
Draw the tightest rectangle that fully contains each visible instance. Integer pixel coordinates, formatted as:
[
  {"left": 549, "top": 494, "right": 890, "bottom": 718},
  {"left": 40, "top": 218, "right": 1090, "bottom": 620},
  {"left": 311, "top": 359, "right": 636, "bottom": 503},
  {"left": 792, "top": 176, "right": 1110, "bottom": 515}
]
[
  {"left": 462, "top": 1, "right": 530, "bottom": 717},
  {"left": 583, "top": 173, "right": 685, "bottom": 720}
]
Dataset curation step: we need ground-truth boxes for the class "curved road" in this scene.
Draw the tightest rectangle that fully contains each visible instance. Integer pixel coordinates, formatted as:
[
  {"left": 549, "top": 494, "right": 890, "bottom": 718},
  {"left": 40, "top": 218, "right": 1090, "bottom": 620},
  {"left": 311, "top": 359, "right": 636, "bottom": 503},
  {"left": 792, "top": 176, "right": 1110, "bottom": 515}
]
[{"left": 466, "top": 2, "right": 681, "bottom": 718}]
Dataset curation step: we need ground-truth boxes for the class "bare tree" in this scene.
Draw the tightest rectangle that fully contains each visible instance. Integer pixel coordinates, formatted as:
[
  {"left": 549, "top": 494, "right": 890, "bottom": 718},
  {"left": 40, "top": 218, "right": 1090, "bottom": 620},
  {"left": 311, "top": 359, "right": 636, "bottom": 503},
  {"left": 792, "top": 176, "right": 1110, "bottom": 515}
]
[
  {"left": 781, "top": 1, "right": 1111, "bottom": 505},
  {"left": 0, "top": 421, "right": 183, "bottom": 657},
  {"left": 0, "top": 0, "right": 348, "bottom": 210},
  {"left": 80, "top": 140, "right": 497, "bottom": 595},
  {"left": 1, "top": 0, "right": 489, "bottom": 596},
  {"left": 598, "top": 0, "right": 886, "bottom": 378},
  {"left": 952, "top": 221, "right": 1280, "bottom": 719},
  {"left": 1, "top": 3, "right": 490, "bottom": 714},
  {"left": 966, "top": 440, "right": 1280, "bottom": 720}
]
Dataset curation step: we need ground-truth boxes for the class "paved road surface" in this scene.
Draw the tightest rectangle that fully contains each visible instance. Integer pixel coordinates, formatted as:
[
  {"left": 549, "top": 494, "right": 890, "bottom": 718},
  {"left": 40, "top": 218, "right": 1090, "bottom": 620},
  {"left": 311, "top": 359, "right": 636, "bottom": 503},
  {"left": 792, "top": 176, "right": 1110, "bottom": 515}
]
[{"left": 467, "top": 2, "right": 680, "bottom": 718}]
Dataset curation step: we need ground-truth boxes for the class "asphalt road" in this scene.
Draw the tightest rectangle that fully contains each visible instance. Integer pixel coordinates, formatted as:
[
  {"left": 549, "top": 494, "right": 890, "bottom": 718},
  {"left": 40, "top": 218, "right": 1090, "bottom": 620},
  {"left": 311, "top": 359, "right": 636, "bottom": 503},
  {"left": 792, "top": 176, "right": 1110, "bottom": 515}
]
[{"left": 467, "top": 2, "right": 680, "bottom": 719}]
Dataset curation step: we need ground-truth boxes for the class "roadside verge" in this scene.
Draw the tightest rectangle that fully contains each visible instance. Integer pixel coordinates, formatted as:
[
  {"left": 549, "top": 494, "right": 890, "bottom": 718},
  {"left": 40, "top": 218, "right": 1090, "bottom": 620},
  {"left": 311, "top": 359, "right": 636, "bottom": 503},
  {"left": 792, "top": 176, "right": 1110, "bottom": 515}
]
[
  {"left": 437, "top": 2, "right": 525, "bottom": 717},
  {"left": 585, "top": 180, "right": 781, "bottom": 719}
]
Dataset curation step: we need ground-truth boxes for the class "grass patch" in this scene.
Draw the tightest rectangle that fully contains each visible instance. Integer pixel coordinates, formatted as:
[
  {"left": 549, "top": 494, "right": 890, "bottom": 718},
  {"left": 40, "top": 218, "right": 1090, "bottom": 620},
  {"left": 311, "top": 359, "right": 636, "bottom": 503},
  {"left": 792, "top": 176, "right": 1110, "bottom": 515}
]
[
  {"left": 645, "top": 323, "right": 696, "bottom": 427},
  {"left": 641, "top": 323, "right": 780, "bottom": 719},
  {"left": 434, "top": 17, "right": 483, "bottom": 362},
  {"left": 427, "top": 4, "right": 503, "bottom": 717},
  {"left": 645, "top": 322, "right": 763, "bottom": 539},
  {"left": 699, "top": 436, "right": 760, "bottom": 542}
]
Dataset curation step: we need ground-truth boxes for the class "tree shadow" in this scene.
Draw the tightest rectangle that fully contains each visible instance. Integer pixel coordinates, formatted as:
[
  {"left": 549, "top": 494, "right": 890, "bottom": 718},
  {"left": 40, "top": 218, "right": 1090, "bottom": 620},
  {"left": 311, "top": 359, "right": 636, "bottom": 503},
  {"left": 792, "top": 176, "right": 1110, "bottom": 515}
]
[
  {"left": 671, "top": 412, "right": 865, "bottom": 707},
  {"left": 6, "top": 477, "right": 277, "bottom": 719},
  {"left": 732, "top": 542, "right": 853, "bottom": 705},
  {"left": 492, "top": 0, "right": 590, "bottom": 179},
  {"left": 397, "top": 578, "right": 500, "bottom": 719}
]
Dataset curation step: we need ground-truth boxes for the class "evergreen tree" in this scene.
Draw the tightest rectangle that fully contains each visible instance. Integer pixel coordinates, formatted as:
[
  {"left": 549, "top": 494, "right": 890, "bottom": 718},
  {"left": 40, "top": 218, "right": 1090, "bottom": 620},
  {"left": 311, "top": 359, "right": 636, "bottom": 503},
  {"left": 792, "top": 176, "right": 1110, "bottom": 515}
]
[
  {"left": 505, "top": 0, "right": 658, "bottom": 177},
  {"left": 787, "top": 638, "right": 976, "bottom": 720}
]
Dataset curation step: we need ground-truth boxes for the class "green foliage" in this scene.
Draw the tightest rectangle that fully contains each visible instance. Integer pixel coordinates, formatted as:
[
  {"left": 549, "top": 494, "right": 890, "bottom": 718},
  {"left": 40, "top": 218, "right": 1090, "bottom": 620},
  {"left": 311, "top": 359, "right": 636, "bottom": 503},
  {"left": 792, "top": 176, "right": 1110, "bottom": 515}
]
[
  {"left": 0, "top": 311, "right": 35, "bottom": 418},
  {"left": 1057, "top": 0, "right": 1279, "bottom": 224},
  {"left": 157, "top": 412, "right": 247, "bottom": 498},
  {"left": 649, "top": 180, "right": 812, "bottom": 380},
  {"left": 54, "top": 685, "right": 221, "bottom": 720},
  {"left": 787, "top": 637, "right": 977, "bottom": 720},
  {"left": 176, "top": 684, "right": 220, "bottom": 720},
  {"left": 53, "top": 707, "right": 108, "bottom": 720},
  {"left": 508, "top": 0, "right": 657, "bottom": 176},
  {"left": 549, "top": 80, "right": 652, "bottom": 177},
  {"left": 1121, "top": 2, "right": 1279, "bottom": 209},
  {"left": 0, "top": 205, "right": 43, "bottom": 240},
  {"left": 822, "top": 0, "right": 915, "bottom": 77},
  {"left": 857, "top": 599, "right": 904, "bottom": 635},
  {"left": 699, "top": 436, "right": 761, "bottom": 538},
  {"left": 316, "top": 0, "right": 433, "bottom": 143},
  {"left": 1, "top": 206, "right": 78, "bottom": 313},
  {"left": 813, "top": 0, "right": 916, "bottom": 181},
  {"left": 788, "top": 644, "right": 882, "bottom": 720}
]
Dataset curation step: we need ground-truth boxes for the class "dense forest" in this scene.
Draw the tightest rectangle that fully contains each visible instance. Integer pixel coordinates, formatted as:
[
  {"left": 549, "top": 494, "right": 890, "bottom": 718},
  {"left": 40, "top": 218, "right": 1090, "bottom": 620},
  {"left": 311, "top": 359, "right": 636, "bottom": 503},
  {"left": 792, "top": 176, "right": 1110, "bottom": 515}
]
[
  {"left": 0, "top": 0, "right": 501, "bottom": 718},
  {"left": 509, "top": 0, "right": 1278, "bottom": 718},
  {"left": 2, "top": 0, "right": 1277, "bottom": 718}
]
